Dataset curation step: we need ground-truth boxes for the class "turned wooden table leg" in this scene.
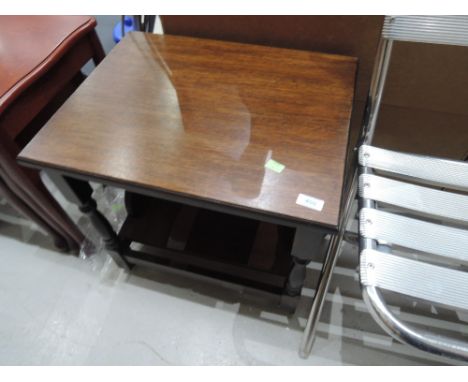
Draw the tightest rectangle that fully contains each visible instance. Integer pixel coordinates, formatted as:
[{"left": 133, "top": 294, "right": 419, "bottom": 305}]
[
  {"left": 46, "top": 171, "right": 131, "bottom": 271},
  {"left": 282, "top": 226, "right": 327, "bottom": 311}
]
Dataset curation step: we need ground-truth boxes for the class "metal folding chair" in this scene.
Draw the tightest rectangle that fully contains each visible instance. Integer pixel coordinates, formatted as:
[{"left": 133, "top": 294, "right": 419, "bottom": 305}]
[{"left": 300, "top": 16, "right": 468, "bottom": 361}]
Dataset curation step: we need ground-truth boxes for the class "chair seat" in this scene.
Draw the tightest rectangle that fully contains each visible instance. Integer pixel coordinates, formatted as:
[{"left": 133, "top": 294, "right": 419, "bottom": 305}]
[
  {"left": 0, "top": 16, "right": 96, "bottom": 114},
  {"left": 360, "top": 207, "right": 468, "bottom": 263},
  {"left": 358, "top": 144, "right": 468, "bottom": 361},
  {"left": 360, "top": 248, "right": 468, "bottom": 311}
]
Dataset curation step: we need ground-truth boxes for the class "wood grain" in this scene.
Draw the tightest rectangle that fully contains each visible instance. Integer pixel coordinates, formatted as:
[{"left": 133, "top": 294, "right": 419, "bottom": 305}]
[{"left": 19, "top": 32, "right": 357, "bottom": 228}]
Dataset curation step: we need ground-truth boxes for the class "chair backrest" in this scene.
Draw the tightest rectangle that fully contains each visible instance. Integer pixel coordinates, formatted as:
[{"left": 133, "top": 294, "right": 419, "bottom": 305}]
[{"left": 362, "top": 15, "right": 468, "bottom": 147}]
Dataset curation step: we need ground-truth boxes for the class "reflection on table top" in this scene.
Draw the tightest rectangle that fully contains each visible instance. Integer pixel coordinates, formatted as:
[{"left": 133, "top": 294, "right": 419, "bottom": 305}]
[{"left": 19, "top": 32, "right": 357, "bottom": 229}]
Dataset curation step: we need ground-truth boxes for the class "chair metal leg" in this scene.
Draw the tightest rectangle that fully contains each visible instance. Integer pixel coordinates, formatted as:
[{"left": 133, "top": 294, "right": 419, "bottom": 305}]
[
  {"left": 299, "top": 171, "right": 357, "bottom": 357},
  {"left": 299, "top": 29, "right": 394, "bottom": 358}
]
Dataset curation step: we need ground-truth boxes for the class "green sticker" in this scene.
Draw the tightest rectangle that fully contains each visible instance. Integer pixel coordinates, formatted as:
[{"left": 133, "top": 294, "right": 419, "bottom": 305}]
[
  {"left": 265, "top": 159, "right": 285, "bottom": 173},
  {"left": 111, "top": 203, "right": 125, "bottom": 213}
]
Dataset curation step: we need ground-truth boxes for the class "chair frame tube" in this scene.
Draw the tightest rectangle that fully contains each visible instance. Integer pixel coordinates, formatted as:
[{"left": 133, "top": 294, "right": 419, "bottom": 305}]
[
  {"left": 363, "top": 285, "right": 468, "bottom": 362},
  {"left": 299, "top": 29, "right": 394, "bottom": 357}
]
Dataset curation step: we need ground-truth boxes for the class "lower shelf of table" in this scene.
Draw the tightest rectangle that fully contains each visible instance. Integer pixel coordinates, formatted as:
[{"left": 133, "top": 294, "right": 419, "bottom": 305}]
[{"left": 118, "top": 194, "right": 295, "bottom": 294}]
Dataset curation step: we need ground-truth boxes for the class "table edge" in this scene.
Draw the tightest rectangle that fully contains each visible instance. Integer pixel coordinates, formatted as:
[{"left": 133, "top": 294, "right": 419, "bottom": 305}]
[{"left": 17, "top": 155, "right": 338, "bottom": 234}]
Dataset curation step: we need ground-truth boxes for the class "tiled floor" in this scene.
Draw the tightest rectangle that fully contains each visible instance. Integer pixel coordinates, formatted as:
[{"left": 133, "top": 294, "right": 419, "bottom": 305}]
[{"left": 0, "top": 187, "right": 465, "bottom": 365}]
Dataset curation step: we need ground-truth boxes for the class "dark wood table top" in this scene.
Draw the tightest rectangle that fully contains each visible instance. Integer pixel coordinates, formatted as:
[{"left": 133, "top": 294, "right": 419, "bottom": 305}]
[{"left": 19, "top": 32, "right": 357, "bottom": 229}]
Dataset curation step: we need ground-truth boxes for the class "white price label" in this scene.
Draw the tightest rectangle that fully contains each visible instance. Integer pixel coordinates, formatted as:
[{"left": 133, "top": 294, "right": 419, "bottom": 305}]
[{"left": 296, "top": 193, "right": 324, "bottom": 211}]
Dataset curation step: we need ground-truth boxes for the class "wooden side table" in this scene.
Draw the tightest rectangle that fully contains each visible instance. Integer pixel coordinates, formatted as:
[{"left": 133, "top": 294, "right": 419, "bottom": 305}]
[
  {"left": 18, "top": 32, "right": 357, "bottom": 308},
  {"left": 0, "top": 16, "right": 105, "bottom": 251}
]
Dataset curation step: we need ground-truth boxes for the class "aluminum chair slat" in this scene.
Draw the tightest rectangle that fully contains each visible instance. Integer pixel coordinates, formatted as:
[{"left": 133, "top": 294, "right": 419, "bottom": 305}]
[
  {"left": 360, "top": 208, "right": 468, "bottom": 262},
  {"left": 359, "top": 173, "right": 468, "bottom": 223},
  {"left": 359, "top": 145, "right": 468, "bottom": 191},
  {"left": 382, "top": 16, "right": 468, "bottom": 47},
  {"left": 360, "top": 249, "right": 468, "bottom": 311}
]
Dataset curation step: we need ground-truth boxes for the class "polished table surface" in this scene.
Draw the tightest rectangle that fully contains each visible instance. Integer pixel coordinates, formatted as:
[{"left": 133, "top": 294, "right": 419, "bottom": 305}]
[{"left": 19, "top": 32, "right": 357, "bottom": 229}]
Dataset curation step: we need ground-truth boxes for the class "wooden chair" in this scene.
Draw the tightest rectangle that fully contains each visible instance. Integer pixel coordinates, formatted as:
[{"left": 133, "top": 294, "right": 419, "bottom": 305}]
[{"left": 0, "top": 16, "right": 106, "bottom": 252}]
